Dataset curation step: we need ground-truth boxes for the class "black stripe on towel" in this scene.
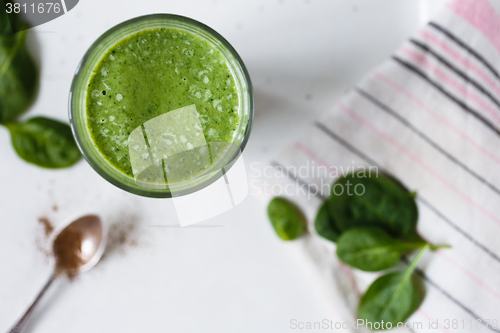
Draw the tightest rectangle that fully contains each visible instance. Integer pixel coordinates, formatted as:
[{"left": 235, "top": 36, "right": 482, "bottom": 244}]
[
  {"left": 429, "top": 21, "right": 500, "bottom": 83},
  {"left": 392, "top": 56, "right": 500, "bottom": 138}
]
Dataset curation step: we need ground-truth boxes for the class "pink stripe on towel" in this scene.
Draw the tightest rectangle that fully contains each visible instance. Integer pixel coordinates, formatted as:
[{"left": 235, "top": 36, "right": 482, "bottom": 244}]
[{"left": 448, "top": 0, "right": 500, "bottom": 54}]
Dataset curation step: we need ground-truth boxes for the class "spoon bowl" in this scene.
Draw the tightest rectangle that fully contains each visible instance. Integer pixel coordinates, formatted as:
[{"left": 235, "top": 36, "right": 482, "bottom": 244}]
[{"left": 52, "top": 214, "right": 107, "bottom": 274}]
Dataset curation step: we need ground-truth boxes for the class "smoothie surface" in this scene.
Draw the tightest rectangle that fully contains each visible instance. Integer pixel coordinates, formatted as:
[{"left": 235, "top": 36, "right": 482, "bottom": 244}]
[{"left": 86, "top": 26, "right": 240, "bottom": 177}]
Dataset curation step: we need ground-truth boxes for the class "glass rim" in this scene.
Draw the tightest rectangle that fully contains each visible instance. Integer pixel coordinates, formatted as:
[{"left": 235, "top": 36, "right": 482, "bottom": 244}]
[{"left": 69, "top": 14, "right": 254, "bottom": 198}]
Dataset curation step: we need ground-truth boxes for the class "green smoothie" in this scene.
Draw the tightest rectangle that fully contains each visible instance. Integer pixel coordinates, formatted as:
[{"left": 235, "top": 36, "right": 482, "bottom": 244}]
[{"left": 86, "top": 27, "right": 240, "bottom": 178}]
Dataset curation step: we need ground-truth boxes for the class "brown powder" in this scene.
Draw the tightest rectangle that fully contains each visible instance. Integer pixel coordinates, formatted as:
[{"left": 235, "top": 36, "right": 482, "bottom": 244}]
[
  {"left": 35, "top": 238, "right": 51, "bottom": 259},
  {"left": 38, "top": 217, "right": 54, "bottom": 236},
  {"left": 99, "top": 213, "right": 144, "bottom": 263},
  {"left": 52, "top": 224, "right": 84, "bottom": 277},
  {"left": 106, "top": 220, "right": 139, "bottom": 255}
]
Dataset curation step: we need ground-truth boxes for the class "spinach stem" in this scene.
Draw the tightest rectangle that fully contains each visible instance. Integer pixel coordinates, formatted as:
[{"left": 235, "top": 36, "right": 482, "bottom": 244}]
[
  {"left": 403, "top": 244, "right": 430, "bottom": 280},
  {"left": 375, "top": 244, "right": 429, "bottom": 320},
  {"left": 406, "top": 233, "right": 450, "bottom": 252},
  {"left": 429, "top": 244, "right": 452, "bottom": 251},
  {"left": 401, "top": 242, "right": 428, "bottom": 250}
]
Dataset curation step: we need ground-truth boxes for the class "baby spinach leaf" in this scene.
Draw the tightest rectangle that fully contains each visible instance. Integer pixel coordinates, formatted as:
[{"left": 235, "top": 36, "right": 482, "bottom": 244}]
[
  {"left": 6, "top": 116, "right": 81, "bottom": 168},
  {"left": 1, "top": 0, "right": 21, "bottom": 34},
  {"left": 0, "top": 27, "right": 38, "bottom": 123},
  {"left": 314, "top": 200, "right": 341, "bottom": 242},
  {"left": 358, "top": 245, "right": 429, "bottom": 329},
  {"left": 0, "top": 2, "right": 10, "bottom": 34},
  {"left": 328, "top": 172, "right": 418, "bottom": 237},
  {"left": 336, "top": 227, "right": 425, "bottom": 271},
  {"left": 267, "top": 197, "right": 307, "bottom": 241}
]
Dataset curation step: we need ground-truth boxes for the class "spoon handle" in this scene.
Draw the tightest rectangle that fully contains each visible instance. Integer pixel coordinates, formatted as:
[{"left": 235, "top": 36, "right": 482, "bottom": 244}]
[{"left": 9, "top": 273, "right": 57, "bottom": 333}]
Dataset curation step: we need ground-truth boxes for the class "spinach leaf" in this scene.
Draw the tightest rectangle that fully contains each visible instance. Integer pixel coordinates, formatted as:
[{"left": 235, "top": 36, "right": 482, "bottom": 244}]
[
  {"left": 6, "top": 117, "right": 81, "bottom": 168},
  {"left": 336, "top": 227, "right": 425, "bottom": 271},
  {"left": 328, "top": 172, "right": 418, "bottom": 237},
  {"left": 267, "top": 197, "right": 306, "bottom": 241},
  {"left": 0, "top": 1, "right": 10, "bottom": 34},
  {"left": 314, "top": 200, "right": 341, "bottom": 242},
  {"left": 0, "top": 26, "right": 38, "bottom": 123},
  {"left": 358, "top": 244, "right": 429, "bottom": 329},
  {"left": 1, "top": 0, "right": 21, "bottom": 34}
]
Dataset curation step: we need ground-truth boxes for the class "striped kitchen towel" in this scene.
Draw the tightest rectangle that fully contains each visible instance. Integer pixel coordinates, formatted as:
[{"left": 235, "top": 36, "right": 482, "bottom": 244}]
[{"left": 257, "top": 0, "right": 500, "bottom": 331}]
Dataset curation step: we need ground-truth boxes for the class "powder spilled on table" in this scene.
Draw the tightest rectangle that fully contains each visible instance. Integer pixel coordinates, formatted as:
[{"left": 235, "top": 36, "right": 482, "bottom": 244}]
[
  {"left": 38, "top": 217, "right": 54, "bottom": 236},
  {"left": 103, "top": 215, "right": 143, "bottom": 258}
]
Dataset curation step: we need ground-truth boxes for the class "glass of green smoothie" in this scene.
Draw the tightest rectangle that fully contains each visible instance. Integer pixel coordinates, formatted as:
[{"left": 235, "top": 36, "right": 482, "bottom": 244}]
[{"left": 69, "top": 14, "right": 253, "bottom": 198}]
